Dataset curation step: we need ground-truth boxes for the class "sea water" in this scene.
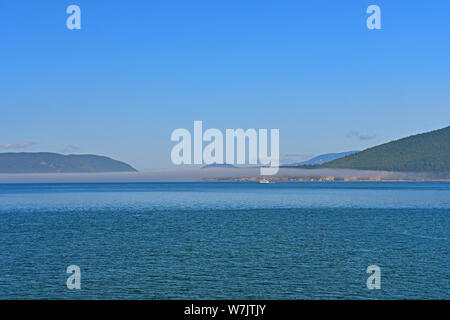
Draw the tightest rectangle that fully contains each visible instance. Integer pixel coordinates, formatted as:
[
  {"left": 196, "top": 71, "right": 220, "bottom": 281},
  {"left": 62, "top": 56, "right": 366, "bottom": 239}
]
[{"left": 0, "top": 182, "right": 448, "bottom": 299}]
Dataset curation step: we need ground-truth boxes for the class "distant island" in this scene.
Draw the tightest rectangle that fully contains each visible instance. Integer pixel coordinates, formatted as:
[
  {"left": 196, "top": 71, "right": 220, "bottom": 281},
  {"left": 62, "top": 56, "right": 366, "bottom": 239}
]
[
  {"left": 0, "top": 152, "right": 137, "bottom": 173},
  {"left": 286, "top": 126, "right": 449, "bottom": 173}
]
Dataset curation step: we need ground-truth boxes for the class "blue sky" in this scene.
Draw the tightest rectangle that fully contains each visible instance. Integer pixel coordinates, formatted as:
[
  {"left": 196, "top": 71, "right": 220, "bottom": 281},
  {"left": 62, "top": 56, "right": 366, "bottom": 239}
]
[{"left": 1, "top": 0, "right": 449, "bottom": 170}]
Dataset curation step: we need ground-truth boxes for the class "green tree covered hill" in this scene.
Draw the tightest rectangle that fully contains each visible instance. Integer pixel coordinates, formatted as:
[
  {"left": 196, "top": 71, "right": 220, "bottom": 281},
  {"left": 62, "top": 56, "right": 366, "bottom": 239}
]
[
  {"left": 321, "top": 126, "right": 450, "bottom": 172},
  {"left": 0, "top": 152, "right": 137, "bottom": 173}
]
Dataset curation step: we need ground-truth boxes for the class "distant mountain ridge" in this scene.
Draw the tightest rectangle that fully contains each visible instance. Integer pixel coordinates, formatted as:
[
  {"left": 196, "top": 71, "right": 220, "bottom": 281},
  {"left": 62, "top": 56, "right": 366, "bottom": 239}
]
[
  {"left": 0, "top": 152, "right": 137, "bottom": 173},
  {"left": 322, "top": 126, "right": 450, "bottom": 172},
  {"left": 287, "top": 151, "right": 360, "bottom": 166}
]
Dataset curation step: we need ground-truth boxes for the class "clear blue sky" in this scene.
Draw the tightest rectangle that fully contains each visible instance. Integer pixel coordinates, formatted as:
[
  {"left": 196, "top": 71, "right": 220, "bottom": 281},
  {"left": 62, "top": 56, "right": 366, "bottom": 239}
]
[{"left": 1, "top": 0, "right": 449, "bottom": 170}]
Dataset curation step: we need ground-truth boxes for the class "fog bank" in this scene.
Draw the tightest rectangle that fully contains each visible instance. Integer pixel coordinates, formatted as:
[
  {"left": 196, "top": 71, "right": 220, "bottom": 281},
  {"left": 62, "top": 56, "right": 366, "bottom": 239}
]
[{"left": 0, "top": 168, "right": 447, "bottom": 183}]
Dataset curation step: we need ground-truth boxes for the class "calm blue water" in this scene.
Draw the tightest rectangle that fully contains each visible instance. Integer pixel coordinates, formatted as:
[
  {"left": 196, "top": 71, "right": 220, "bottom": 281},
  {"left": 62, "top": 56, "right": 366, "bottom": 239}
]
[{"left": 0, "top": 182, "right": 449, "bottom": 299}]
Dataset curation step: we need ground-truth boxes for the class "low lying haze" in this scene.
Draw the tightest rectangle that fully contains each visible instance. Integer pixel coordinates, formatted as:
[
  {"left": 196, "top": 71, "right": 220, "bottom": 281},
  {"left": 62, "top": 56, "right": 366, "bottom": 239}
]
[{"left": 0, "top": 168, "right": 446, "bottom": 183}]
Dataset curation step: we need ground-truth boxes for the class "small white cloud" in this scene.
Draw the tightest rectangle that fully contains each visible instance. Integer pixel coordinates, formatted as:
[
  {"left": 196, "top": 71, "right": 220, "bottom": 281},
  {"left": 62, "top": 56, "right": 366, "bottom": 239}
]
[
  {"left": 359, "top": 134, "right": 377, "bottom": 140},
  {"left": 347, "top": 131, "right": 377, "bottom": 140},
  {"left": 0, "top": 141, "right": 37, "bottom": 149}
]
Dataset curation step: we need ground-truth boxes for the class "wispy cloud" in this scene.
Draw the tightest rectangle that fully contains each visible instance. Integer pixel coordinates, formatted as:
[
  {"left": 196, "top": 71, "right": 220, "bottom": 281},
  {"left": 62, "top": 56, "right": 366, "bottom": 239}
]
[
  {"left": 347, "top": 131, "right": 377, "bottom": 140},
  {"left": 0, "top": 141, "right": 37, "bottom": 149},
  {"left": 61, "top": 144, "right": 80, "bottom": 153}
]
